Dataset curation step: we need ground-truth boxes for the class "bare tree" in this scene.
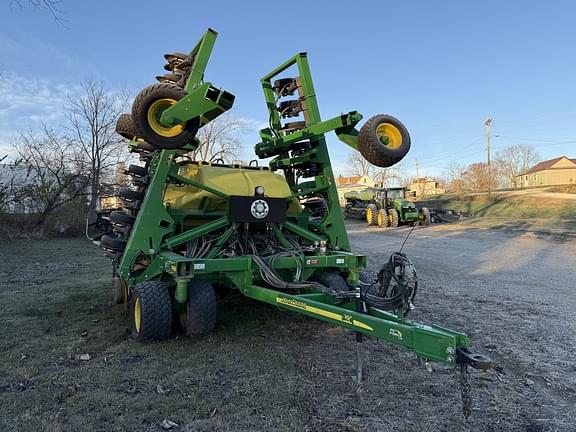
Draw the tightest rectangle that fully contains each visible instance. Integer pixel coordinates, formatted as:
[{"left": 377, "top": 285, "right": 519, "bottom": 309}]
[
  {"left": 12, "top": 126, "right": 89, "bottom": 230},
  {"left": 373, "top": 163, "right": 405, "bottom": 188},
  {"left": 348, "top": 151, "right": 373, "bottom": 177},
  {"left": 495, "top": 144, "right": 540, "bottom": 189},
  {"left": 461, "top": 162, "right": 503, "bottom": 192},
  {"left": 10, "top": 0, "right": 64, "bottom": 23},
  {"left": 67, "top": 80, "right": 126, "bottom": 219},
  {"left": 0, "top": 156, "right": 22, "bottom": 212},
  {"left": 442, "top": 160, "right": 465, "bottom": 193},
  {"left": 189, "top": 113, "right": 249, "bottom": 162},
  {"left": 348, "top": 151, "right": 405, "bottom": 188}
]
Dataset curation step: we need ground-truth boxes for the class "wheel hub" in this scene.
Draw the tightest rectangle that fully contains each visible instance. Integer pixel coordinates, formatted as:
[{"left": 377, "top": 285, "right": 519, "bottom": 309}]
[{"left": 147, "top": 98, "right": 184, "bottom": 137}]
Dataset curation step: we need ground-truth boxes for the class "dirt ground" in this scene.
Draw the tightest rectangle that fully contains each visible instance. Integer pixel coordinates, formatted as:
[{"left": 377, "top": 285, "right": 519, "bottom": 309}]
[{"left": 0, "top": 223, "right": 575, "bottom": 432}]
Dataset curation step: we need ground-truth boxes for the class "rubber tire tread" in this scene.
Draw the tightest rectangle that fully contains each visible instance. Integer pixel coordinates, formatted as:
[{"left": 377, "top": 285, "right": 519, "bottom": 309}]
[
  {"left": 366, "top": 204, "right": 379, "bottom": 226},
  {"left": 358, "top": 271, "right": 376, "bottom": 285},
  {"left": 126, "top": 164, "right": 148, "bottom": 177},
  {"left": 377, "top": 208, "right": 388, "bottom": 228},
  {"left": 312, "top": 271, "right": 351, "bottom": 292},
  {"left": 116, "top": 113, "right": 141, "bottom": 141},
  {"left": 117, "top": 187, "right": 144, "bottom": 202},
  {"left": 388, "top": 208, "right": 399, "bottom": 227},
  {"left": 108, "top": 211, "right": 135, "bottom": 226},
  {"left": 100, "top": 234, "right": 127, "bottom": 251},
  {"left": 185, "top": 280, "right": 217, "bottom": 336},
  {"left": 357, "top": 114, "right": 411, "bottom": 168},
  {"left": 131, "top": 83, "right": 200, "bottom": 149},
  {"left": 131, "top": 281, "right": 172, "bottom": 341}
]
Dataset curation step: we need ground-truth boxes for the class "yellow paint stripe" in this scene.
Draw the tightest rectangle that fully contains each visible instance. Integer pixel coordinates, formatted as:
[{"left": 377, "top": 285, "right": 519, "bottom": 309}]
[
  {"left": 276, "top": 297, "right": 373, "bottom": 332},
  {"left": 353, "top": 320, "right": 374, "bottom": 331}
]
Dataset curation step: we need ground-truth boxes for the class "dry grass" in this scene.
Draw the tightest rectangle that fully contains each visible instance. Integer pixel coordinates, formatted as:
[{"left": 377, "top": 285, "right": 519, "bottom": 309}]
[{"left": 1, "top": 235, "right": 574, "bottom": 431}]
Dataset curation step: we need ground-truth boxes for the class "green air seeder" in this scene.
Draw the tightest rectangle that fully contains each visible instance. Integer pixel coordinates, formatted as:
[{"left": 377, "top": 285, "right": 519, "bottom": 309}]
[{"left": 93, "top": 28, "right": 492, "bottom": 417}]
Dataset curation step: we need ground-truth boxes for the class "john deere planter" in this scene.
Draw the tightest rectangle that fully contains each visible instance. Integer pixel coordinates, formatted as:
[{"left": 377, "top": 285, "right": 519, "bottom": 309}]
[{"left": 94, "top": 28, "right": 492, "bottom": 417}]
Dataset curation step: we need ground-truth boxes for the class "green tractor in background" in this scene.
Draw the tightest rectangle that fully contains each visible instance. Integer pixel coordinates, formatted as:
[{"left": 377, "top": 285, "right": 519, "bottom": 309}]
[{"left": 344, "top": 187, "right": 431, "bottom": 228}]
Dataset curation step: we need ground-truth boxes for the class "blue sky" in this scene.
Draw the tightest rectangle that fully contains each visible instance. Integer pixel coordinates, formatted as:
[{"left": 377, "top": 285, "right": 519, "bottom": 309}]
[{"left": 1, "top": 0, "right": 576, "bottom": 178}]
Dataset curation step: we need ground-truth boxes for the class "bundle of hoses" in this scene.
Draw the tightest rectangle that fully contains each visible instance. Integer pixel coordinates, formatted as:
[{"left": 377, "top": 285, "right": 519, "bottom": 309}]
[
  {"left": 252, "top": 251, "right": 418, "bottom": 313},
  {"left": 361, "top": 251, "right": 418, "bottom": 314},
  {"left": 252, "top": 255, "right": 341, "bottom": 295}
]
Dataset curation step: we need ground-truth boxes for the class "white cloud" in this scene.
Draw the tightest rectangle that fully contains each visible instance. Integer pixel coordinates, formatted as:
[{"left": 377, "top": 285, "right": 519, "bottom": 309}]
[{"left": 0, "top": 72, "right": 81, "bottom": 156}]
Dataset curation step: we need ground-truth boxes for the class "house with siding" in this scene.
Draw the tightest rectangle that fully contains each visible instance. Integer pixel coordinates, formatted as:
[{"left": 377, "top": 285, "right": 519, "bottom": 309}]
[{"left": 516, "top": 156, "right": 576, "bottom": 188}]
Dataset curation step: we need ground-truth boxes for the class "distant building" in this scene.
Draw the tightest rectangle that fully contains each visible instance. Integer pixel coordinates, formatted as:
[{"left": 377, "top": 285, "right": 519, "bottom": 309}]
[
  {"left": 336, "top": 174, "right": 374, "bottom": 206},
  {"left": 517, "top": 156, "right": 576, "bottom": 188},
  {"left": 408, "top": 177, "right": 445, "bottom": 198}
]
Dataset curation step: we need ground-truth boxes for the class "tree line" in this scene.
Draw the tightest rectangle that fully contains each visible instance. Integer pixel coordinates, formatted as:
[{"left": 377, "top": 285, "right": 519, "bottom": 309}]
[
  {"left": 347, "top": 143, "right": 540, "bottom": 193},
  {"left": 0, "top": 81, "right": 248, "bottom": 236}
]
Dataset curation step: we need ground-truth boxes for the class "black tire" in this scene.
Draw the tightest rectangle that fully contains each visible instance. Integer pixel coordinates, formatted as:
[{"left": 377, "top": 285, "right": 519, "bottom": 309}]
[
  {"left": 312, "top": 271, "right": 351, "bottom": 292},
  {"left": 358, "top": 271, "right": 376, "bottom": 285},
  {"left": 132, "top": 176, "right": 149, "bottom": 187},
  {"left": 184, "top": 280, "right": 217, "bottom": 337},
  {"left": 419, "top": 207, "right": 431, "bottom": 226},
  {"left": 100, "top": 234, "right": 127, "bottom": 252},
  {"left": 366, "top": 204, "right": 379, "bottom": 226},
  {"left": 109, "top": 211, "right": 136, "bottom": 227},
  {"left": 357, "top": 114, "right": 411, "bottom": 168},
  {"left": 126, "top": 164, "right": 148, "bottom": 177},
  {"left": 112, "top": 276, "right": 128, "bottom": 305},
  {"left": 303, "top": 197, "right": 328, "bottom": 218},
  {"left": 130, "top": 280, "right": 173, "bottom": 341},
  {"left": 132, "top": 83, "right": 200, "bottom": 149},
  {"left": 377, "top": 208, "right": 388, "bottom": 228},
  {"left": 117, "top": 188, "right": 144, "bottom": 202},
  {"left": 388, "top": 208, "right": 399, "bottom": 227},
  {"left": 116, "top": 113, "right": 141, "bottom": 141}
]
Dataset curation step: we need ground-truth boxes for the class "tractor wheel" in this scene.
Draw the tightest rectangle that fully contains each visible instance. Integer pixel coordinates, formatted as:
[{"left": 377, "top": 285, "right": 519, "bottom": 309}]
[
  {"left": 388, "top": 208, "right": 399, "bottom": 227},
  {"left": 183, "top": 280, "right": 217, "bottom": 337},
  {"left": 117, "top": 187, "right": 144, "bottom": 202},
  {"left": 108, "top": 211, "right": 135, "bottom": 227},
  {"left": 126, "top": 164, "right": 148, "bottom": 177},
  {"left": 366, "top": 204, "right": 379, "bottom": 226},
  {"left": 419, "top": 207, "right": 431, "bottom": 226},
  {"left": 100, "top": 234, "right": 127, "bottom": 252},
  {"left": 377, "top": 208, "right": 388, "bottom": 228},
  {"left": 357, "top": 115, "right": 410, "bottom": 168},
  {"left": 116, "top": 113, "right": 141, "bottom": 141},
  {"left": 312, "top": 271, "right": 351, "bottom": 292},
  {"left": 130, "top": 280, "right": 173, "bottom": 341},
  {"left": 132, "top": 83, "right": 200, "bottom": 149}
]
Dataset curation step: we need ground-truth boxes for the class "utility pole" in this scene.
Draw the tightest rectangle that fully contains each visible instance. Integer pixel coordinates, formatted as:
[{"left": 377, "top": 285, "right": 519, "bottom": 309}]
[
  {"left": 484, "top": 118, "right": 493, "bottom": 197},
  {"left": 414, "top": 158, "right": 422, "bottom": 197}
]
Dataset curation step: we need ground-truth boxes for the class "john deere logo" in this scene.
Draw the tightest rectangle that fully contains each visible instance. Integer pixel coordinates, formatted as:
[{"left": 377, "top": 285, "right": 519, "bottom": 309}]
[{"left": 250, "top": 199, "right": 269, "bottom": 219}]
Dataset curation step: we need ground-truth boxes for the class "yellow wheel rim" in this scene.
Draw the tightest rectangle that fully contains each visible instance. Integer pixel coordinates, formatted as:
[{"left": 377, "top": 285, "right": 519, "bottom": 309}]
[
  {"left": 366, "top": 207, "right": 373, "bottom": 223},
  {"left": 376, "top": 123, "right": 403, "bottom": 149},
  {"left": 377, "top": 212, "right": 383, "bottom": 226},
  {"left": 147, "top": 98, "right": 184, "bottom": 137},
  {"left": 134, "top": 297, "right": 142, "bottom": 333}
]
